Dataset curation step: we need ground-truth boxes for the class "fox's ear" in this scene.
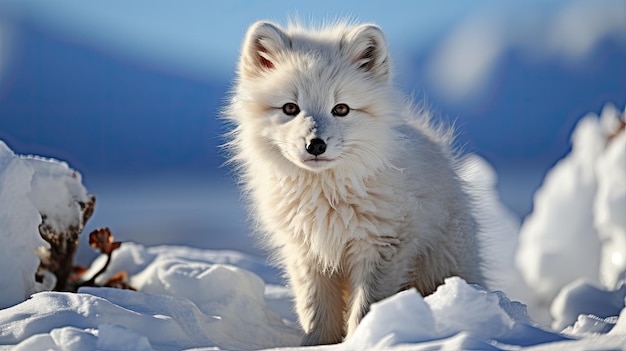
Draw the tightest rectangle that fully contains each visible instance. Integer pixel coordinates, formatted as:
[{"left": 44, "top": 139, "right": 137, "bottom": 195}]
[
  {"left": 343, "top": 24, "right": 390, "bottom": 81},
  {"left": 239, "top": 21, "right": 290, "bottom": 78}
]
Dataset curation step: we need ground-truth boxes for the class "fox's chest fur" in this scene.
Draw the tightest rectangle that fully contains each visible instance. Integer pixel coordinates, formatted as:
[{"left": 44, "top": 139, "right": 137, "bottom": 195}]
[{"left": 255, "top": 167, "right": 409, "bottom": 273}]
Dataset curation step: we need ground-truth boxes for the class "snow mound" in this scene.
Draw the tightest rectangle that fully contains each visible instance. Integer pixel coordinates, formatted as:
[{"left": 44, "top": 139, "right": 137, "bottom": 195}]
[
  {"left": 0, "top": 243, "right": 301, "bottom": 350},
  {"left": 0, "top": 261, "right": 576, "bottom": 351},
  {"left": 551, "top": 279, "right": 626, "bottom": 331},
  {"left": 517, "top": 113, "right": 604, "bottom": 303},
  {"left": 348, "top": 277, "right": 534, "bottom": 349},
  {"left": 595, "top": 113, "right": 626, "bottom": 289},
  {"left": 517, "top": 104, "right": 626, "bottom": 325},
  {"left": 0, "top": 141, "right": 93, "bottom": 308},
  {"left": 82, "top": 243, "right": 282, "bottom": 287},
  {"left": 0, "top": 141, "right": 46, "bottom": 309}
]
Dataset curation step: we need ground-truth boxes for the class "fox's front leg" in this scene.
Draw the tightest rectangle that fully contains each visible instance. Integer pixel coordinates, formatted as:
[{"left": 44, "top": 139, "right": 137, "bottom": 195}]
[
  {"left": 344, "top": 239, "right": 401, "bottom": 339},
  {"left": 284, "top": 248, "right": 346, "bottom": 345}
]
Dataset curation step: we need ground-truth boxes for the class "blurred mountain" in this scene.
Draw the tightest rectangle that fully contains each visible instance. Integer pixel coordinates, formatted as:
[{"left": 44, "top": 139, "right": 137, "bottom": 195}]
[
  {"left": 401, "top": 37, "right": 626, "bottom": 168},
  {"left": 0, "top": 20, "right": 230, "bottom": 176}
]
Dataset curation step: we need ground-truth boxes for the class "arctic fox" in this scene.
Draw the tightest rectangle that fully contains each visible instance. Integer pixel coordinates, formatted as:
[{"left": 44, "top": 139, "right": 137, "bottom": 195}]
[{"left": 224, "top": 20, "right": 484, "bottom": 345}]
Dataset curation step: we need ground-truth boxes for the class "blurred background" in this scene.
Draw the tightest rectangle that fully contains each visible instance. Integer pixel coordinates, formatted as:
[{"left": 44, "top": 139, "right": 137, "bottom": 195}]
[{"left": 0, "top": 0, "right": 624, "bottom": 264}]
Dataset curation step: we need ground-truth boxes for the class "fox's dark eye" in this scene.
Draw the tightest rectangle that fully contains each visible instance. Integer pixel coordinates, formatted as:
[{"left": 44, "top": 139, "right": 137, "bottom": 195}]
[
  {"left": 282, "top": 103, "right": 300, "bottom": 116},
  {"left": 332, "top": 103, "right": 350, "bottom": 117}
]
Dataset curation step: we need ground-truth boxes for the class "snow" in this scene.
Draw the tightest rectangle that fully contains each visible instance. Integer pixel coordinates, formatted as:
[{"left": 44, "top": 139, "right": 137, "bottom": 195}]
[
  {"left": 1, "top": 104, "right": 626, "bottom": 350},
  {"left": 595, "top": 108, "right": 626, "bottom": 289},
  {"left": 551, "top": 279, "right": 626, "bottom": 331},
  {"left": 0, "top": 244, "right": 300, "bottom": 350},
  {"left": 0, "top": 272, "right": 575, "bottom": 351},
  {"left": 25, "top": 153, "right": 93, "bottom": 246},
  {"left": 0, "top": 141, "right": 45, "bottom": 309},
  {"left": 516, "top": 104, "right": 626, "bottom": 325},
  {"left": 0, "top": 140, "right": 93, "bottom": 305},
  {"left": 515, "top": 116, "right": 603, "bottom": 323}
]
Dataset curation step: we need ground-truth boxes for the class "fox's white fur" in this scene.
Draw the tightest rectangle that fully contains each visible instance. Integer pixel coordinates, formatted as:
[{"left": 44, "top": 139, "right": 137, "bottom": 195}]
[{"left": 224, "top": 20, "right": 484, "bottom": 345}]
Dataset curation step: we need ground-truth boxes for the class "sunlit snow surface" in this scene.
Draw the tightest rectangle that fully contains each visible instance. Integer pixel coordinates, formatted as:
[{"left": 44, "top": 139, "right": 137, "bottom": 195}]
[{"left": 1, "top": 104, "right": 626, "bottom": 350}]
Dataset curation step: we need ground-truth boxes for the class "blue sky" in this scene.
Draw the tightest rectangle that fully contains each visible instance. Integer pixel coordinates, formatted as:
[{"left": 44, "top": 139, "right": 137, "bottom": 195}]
[{"left": 0, "top": 0, "right": 576, "bottom": 81}]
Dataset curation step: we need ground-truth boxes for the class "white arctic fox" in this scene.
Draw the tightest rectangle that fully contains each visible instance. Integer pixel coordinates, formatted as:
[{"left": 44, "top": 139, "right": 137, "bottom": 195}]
[{"left": 224, "top": 20, "right": 484, "bottom": 345}]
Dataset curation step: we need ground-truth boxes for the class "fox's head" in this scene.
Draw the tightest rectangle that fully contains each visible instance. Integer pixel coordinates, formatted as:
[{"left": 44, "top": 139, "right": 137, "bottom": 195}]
[{"left": 227, "top": 21, "right": 402, "bottom": 176}]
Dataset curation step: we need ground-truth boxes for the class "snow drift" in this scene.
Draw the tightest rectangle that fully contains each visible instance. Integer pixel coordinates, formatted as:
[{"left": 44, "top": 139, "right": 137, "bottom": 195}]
[
  {"left": 0, "top": 141, "right": 93, "bottom": 309},
  {"left": 516, "top": 104, "right": 626, "bottom": 326},
  {"left": 0, "top": 103, "right": 625, "bottom": 350}
]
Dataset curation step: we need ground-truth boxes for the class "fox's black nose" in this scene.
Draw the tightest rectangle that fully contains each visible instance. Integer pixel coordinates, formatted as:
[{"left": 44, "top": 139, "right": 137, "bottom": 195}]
[{"left": 306, "top": 138, "right": 327, "bottom": 156}]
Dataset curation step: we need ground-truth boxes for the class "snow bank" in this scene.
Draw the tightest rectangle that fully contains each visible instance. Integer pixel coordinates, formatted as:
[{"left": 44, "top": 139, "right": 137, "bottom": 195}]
[
  {"left": 552, "top": 279, "right": 626, "bottom": 331},
  {"left": 0, "top": 286, "right": 295, "bottom": 351},
  {"left": 0, "top": 141, "right": 45, "bottom": 309},
  {"left": 0, "top": 141, "right": 93, "bottom": 308},
  {"left": 595, "top": 113, "right": 626, "bottom": 289},
  {"left": 516, "top": 114, "right": 604, "bottom": 307},
  {"left": 3, "top": 263, "right": 626, "bottom": 350},
  {"left": 0, "top": 243, "right": 301, "bottom": 350},
  {"left": 0, "top": 262, "right": 576, "bottom": 351},
  {"left": 517, "top": 104, "right": 626, "bottom": 325},
  {"left": 348, "top": 277, "right": 530, "bottom": 350}
]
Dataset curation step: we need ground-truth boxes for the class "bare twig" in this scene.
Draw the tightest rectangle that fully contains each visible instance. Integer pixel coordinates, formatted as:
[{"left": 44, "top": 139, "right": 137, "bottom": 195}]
[{"left": 77, "top": 228, "right": 122, "bottom": 288}]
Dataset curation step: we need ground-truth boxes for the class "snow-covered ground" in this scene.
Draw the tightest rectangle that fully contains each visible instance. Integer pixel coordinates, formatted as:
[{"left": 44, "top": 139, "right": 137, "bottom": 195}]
[{"left": 0, "top": 104, "right": 625, "bottom": 350}]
